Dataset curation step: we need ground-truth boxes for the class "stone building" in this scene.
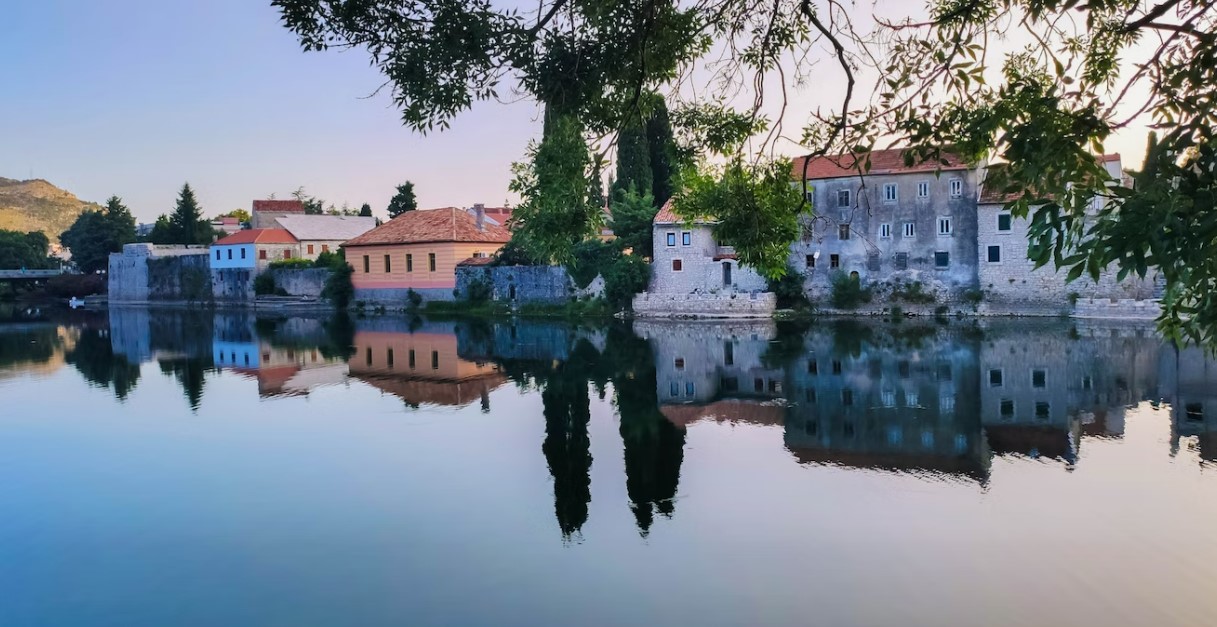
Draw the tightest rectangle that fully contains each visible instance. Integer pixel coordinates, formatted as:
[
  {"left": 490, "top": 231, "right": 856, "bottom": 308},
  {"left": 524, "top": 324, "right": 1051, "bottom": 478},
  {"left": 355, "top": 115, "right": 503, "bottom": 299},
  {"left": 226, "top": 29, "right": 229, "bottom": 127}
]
[
  {"left": 976, "top": 154, "right": 1159, "bottom": 311},
  {"left": 787, "top": 150, "right": 982, "bottom": 300},
  {"left": 108, "top": 243, "right": 211, "bottom": 303},
  {"left": 273, "top": 215, "right": 377, "bottom": 261},
  {"left": 1159, "top": 344, "right": 1217, "bottom": 463},
  {"left": 251, "top": 199, "right": 306, "bottom": 229}
]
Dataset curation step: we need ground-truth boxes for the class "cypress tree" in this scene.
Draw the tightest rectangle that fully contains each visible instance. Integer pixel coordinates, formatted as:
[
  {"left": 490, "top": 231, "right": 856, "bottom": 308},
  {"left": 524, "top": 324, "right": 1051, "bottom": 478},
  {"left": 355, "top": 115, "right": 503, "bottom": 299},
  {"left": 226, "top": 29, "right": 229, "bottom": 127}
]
[
  {"left": 613, "top": 118, "right": 652, "bottom": 199},
  {"left": 168, "top": 183, "right": 211, "bottom": 244},
  {"left": 645, "top": 96, "right": 677, "bottom": 207}
]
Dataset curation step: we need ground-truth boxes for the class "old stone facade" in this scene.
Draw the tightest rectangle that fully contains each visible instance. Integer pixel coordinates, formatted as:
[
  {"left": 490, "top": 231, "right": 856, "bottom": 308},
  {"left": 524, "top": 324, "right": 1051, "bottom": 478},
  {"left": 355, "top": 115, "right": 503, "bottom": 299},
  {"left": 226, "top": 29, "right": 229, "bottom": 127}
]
[
  {"left": 649, "top": 207, "right": 768, "bottom": 296},
  {"left": 789, "top": 150, "right": 981, "bottom": 300},
  {"left": 108, "top": 243, "right": 212, "bottom": 303},
  {"left": 454, "top": 264, "right": 603, "bottom": 304}
]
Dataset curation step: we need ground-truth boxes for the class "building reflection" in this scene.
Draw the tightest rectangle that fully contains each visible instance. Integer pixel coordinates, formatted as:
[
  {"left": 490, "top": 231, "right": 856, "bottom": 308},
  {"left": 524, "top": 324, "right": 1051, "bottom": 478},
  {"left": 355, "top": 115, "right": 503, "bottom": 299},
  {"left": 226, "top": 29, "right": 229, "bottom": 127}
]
[
  {"left": 348, "top": 319, "right": 505, "bottom": 409},
  {"left": 213, "top": 316, "right": 348, "bottom": 398},
  {"left": 1160, "top": 343, "right": 1217, "bottom": 463}
]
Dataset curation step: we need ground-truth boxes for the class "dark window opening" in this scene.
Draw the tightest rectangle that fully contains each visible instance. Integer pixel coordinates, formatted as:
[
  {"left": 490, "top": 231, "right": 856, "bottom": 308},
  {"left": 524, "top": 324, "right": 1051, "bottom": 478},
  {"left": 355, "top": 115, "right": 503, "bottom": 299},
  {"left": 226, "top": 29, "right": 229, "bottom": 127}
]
[{"left": 934, "top": 251, "right": 950, "bottom": 268}]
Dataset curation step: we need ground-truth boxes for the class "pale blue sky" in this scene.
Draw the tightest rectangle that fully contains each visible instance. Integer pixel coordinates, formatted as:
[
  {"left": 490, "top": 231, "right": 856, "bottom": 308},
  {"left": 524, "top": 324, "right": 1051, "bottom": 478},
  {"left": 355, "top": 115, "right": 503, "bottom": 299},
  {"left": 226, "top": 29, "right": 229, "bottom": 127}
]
[{"left": 0, "top": 0, "right": 543, "bottom": 222}]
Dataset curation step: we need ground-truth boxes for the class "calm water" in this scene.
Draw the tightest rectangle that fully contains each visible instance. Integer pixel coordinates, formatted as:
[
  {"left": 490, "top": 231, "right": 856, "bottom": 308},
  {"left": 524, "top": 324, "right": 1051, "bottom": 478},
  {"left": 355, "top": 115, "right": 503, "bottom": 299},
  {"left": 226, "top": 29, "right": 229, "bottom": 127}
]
[{"left": 1, "top": 307, "right": 1216, "bottom": 627}]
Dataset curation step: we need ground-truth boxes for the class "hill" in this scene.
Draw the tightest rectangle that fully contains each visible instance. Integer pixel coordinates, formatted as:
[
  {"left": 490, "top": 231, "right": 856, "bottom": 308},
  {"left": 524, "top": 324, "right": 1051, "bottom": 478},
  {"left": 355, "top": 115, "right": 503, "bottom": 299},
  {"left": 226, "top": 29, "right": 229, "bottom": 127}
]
[{"left": 0, "top": 177, "right": 102, "bottom": 242}]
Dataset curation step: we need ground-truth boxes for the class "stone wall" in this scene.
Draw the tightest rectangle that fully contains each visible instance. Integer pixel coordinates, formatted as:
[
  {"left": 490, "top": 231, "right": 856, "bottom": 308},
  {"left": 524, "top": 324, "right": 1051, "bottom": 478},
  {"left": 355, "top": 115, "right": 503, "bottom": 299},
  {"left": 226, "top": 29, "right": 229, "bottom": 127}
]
[
  {"left": 454, "top": 265, "right": 603, "bottom": 304},
  {"left": 354, "top": 286, "right": 454, "bottom": 308},
  {"left": 632, "top": 291, "right": 777, "bottom": 318},
  {"left": 649, "top": 223, "right": 768, "bottom": 295},
  {"left": 272, "top": 268, "right": 330, "bottom": 297},
  {"left": 1072, "top": 297, "right": 1162, "bottom": 320},
  {"left": 212, "top": 268, "right": 255, "bottom": 301},
  {"left": 109, "top": 244, "right": 212, "bottom": 303}
]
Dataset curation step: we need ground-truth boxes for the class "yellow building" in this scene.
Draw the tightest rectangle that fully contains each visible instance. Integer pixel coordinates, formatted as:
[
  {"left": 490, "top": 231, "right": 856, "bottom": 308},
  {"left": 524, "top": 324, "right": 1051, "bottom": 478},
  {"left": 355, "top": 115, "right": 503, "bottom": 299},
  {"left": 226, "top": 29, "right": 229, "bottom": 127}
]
[{"left": 343, "top": 207, "right": 511, "bottom": 304}]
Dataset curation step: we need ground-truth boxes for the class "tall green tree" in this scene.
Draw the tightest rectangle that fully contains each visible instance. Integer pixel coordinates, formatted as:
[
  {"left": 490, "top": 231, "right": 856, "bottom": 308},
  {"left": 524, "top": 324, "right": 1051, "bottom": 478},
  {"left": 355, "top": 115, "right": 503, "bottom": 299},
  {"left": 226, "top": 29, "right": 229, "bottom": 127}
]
[
  {"left": 386, "top": 181, "right": 417, "bottom": 218},
  {"left": 61, "top": 196, "right": 136, "bottom": 273},
  {"left": 645, "top": 96, "right": 677, "bottom": 208},
  {"left": 612, "top": 118, "right": 652, "bottom": 200},
  {"left": 166, "top": 183, "right": 212, "bottom": 245},
  {"left": 609, "top": 187, "right": 657, "bottom": 258},
  {"left": 358, "top": 203, "right": 373, "bottom": 217},
  {"left": 0, "top": 230, "right": 54, "bottom": 269}
]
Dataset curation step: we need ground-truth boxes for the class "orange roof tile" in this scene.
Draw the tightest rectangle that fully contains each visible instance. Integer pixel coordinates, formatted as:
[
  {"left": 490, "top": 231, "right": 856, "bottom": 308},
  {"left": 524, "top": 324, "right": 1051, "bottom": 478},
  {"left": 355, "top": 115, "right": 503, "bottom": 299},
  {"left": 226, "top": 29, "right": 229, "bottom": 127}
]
[
  {"left": 345, "top": 207, "right": 512, "bottom": 247},
  {"left": 213, "top": 229, "right": 298, "bottom": 246},
  {"left": 457, "top": 256, "right": 495, "bottom": 267},
  {"left": 652, "top": 199, "right": 714, "bottom": 225},
  {"left": 791, "top": 148, "right": 969, "bottom": 181}
]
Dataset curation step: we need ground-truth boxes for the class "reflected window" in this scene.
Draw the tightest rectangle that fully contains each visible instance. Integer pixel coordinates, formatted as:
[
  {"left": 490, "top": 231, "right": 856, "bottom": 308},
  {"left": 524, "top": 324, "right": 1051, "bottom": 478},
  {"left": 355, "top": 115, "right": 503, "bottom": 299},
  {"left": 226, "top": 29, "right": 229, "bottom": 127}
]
[
  {"left": 832, "top": 360, "right": 842, "bottom": 374},
  {"left": 408, "top": 349, "right": 416, "bottom": 369},
  {"left": 937, "top": 363, "right": 952, "bottom": 381},
  {"left": 808, "top": 360, "right": 818, "bottom": 375},
  {"left": 387, "top": 348, "right": 394, "bottom": 368},
  {"left": 905, "top": 391, "right": 919, "bottom": 407},
  {"left": 674, "top": 358, "right": 685, "bottom": 370},
  {"left": 989, "top": 368, "right": 1003, "bottom": 387},
  {"left": 685, "top": 382, "right": 695, "bottom": 397},
  {"left": 898, "top": 360, "right": 910, "bottom": 378},
  {"left": 769, "top": 380, "right": 781, "bottom": 393},
  {"left": 1082, "top": 376, "right": 1093, "bottom": 390},
  {"left": 1035, "top": 401, "right": 1050, "bottom": 420},
  {"left": 1032, "top": 369, "right": 1047, "bottom": 388},
  {"left": 721, "top": 377, "right": 739, "bottom": 392},
  {"left": 921, "top": 430, "right": 934, "bottom": 448},
  {"left": 806, "top": 388, "right": 817, "bottom": 403},
  {"left": 670, "top": 381, "right": 679, "bottom": 397},
  {"left": 365, "top": 347, "right": 372, "bottom": 366},
  {"left": 1000, "top": 399, "right": 1015, "bottom": 420},
  {"left": 431, "top": 350, "right": 439, "bottom": 370},
  {"left": 955, "top": 434, "right": 968, "bottom": 453},
  {"left": 842, "top": 389, "right": 853, "bottom": 406},
  {"left": 887, "top": 426, "right": 903, "bottom": 445},
  {"left": 754, "top": 378, "right": 764, "bottom": 392},
  {"left": 1185, "top": 403, "right": 1204, "bottom": 422},
  {"left": 940, "top": 394, "right": 955, "bottom": 414},
  {"left": 843, "top": 420, "right": 855, "bottom": 438},
  {"left": 724, "top": 342, "right": 734, "bottom": 365},
  {"left": 882, "top": 390, "right": 896, "bottom": 408},
  {"left": 805, "top": 420, "right": 818, "bottom": 436}
]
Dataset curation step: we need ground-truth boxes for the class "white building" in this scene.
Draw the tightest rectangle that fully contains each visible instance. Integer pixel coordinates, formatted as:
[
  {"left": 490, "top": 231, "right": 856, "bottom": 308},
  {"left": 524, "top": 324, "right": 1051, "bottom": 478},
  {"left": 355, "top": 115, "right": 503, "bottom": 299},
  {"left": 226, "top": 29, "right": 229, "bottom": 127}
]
[
  {"left": 273, "top": 214, "right": 377, "bottom": 261},
  {"left": 647, "top": 200, "right": 768, "bottom": 295}
]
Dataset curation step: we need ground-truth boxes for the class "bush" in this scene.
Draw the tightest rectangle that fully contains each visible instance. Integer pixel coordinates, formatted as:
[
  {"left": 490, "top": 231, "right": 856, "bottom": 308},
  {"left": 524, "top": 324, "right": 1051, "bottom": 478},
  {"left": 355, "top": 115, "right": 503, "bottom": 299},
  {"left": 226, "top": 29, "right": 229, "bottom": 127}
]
[
  {"left": 322, "top": 262, "right": 354, "bottom": 308},
  {"left": 829, "top": 271, "right": 871, "bottom": 309},
  {"left": 44, "top": 274, "right": 105, "bottom": 298},
  {"left": 603, "top": 254, "right": 650, "bottom": 309},
  {"left": 465, "top": 277, "right": 492, "bottom": 304},
  {"left": 891, "top": 280, "right": 935, "bottom": 304},
  {"left": 767, "top": 265, "right": 810, "bottom": 309},
  {"left": 314, "top": 250, "right": 345, "bottom": 270},
  {"left": 406, "top": 288, "right": 423, "bottom": 310},
  {"left": 253, "top": 273, "right": 277, "bottom": 295},
  {"left": 962, "top": 288, "right": 985, "bottom": 305},
  {"left": 268, "top": 257, "right": 315, "bottom": 270},
  {"left": 567, "top": 239, "right": 617, "bottom": 288}
]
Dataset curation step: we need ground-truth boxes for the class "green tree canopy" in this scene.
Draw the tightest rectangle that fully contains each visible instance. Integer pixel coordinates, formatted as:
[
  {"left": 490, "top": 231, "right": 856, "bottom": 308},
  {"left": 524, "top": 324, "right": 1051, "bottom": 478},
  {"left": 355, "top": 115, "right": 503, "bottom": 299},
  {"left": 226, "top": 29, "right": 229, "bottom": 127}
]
[
  {"left": 386, "top": 181, "right": 418, "bottom": 218},
  {"left": 217, "top": 208, "right": 251, "bottom": 224},
  {"left": 0, "top": 230, "right": 55, "bottom": 269},
  {"left": 61, "top": 196, "right": 136, "bottom": 273},
  {"left": 609, "top": 187, "right": 657, "bottom": 258},
  {"left": 359, "top": 203, "right": 373, "bottom": 217},
  {"left": 162, "top": 183, "right": 213, "bottom": 245}
]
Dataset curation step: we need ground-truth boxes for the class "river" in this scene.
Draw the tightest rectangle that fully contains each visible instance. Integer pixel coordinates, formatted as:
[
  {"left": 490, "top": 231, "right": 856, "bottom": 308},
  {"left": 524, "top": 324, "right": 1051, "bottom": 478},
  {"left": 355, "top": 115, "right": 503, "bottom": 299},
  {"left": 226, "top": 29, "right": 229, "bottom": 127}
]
[{"left": 1, "top": 307, "right": 1215, "bottom": 626}]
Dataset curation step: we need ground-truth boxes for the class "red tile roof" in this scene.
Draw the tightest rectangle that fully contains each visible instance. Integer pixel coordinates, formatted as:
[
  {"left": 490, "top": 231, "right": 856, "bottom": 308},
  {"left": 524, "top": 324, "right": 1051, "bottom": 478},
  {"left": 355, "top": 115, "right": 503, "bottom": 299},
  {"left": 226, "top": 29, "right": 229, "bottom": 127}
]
[
  {"left": 344, "top": 207, "right": 512, "bottom": 247},
  {"left": 652, "top": 199, "right": 714, "bottom": 225},
  {"left": 213, "top": 228, "right": 298, "bottom": 246},
  {"left": 252, "top": 199, "right": 305, "bottom": 213},
  {"left": 457, "top": 256, "right": 495, "bottom": 267},
  {"left": 791, "top": 148, "right": 969, "bottom": 181}
]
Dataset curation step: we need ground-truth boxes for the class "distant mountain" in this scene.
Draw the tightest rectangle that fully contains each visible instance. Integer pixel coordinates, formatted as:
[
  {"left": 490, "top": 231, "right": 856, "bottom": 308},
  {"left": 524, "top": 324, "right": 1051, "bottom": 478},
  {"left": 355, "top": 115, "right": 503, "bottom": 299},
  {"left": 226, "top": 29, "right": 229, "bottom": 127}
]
[{"left": 0, "top": 177, "right": 102, "bottom": 242}]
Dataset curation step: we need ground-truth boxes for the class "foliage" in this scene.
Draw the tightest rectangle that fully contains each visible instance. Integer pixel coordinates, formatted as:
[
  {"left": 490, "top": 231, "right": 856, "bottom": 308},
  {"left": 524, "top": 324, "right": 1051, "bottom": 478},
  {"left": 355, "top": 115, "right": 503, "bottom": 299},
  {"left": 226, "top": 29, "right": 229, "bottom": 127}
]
[
  {"left": 829, "top": 271, "right": 871, "bottom": 310},
  {"left": 313, "top": 250, "right": 346, "bottom": 270},
  {"left": 386, "top": 181, "right": 418, "bottom": 218},
  {"left": 491, "top": 237, "right": 544, "bottom": 266},
  {"left": 359, "top": 203, "right": 373, "bottom": 217},
  {"left": 179, "top": 267, "right": 213, "bottom": 303},
  {"left": 60, "top": 196, "right": 136, "bottom": 273},
  {"left": 645, "top": 96, "right": 677, "bottom": 208},
  {"left": 613, "top": 118, "right": 652, "bottom": 202},
  {"left": 0, "top": 229, "right": 55, "bottom": 269},
  {"left": 890, "top": 280, "right": 935, "bottom": 304},
  {"left": 217, "top": 208, "right": 251, "bottom": 223},
  {"left": 44, "top": 274, "right": 105, "bottom": 297},
  {"left": 152, "top": 183, "right": 213, "bottom": 245},
  {"left": 322, "top": 261, "right": 355, "bottom": 308},
  {"left": 567, "top": 239, "right": 616, "bottom": 289},
  {"left": 464, "top": 276, "right": 492, "bottom": 304},
  {"left": 767, "top": 265, "right": 810, "bottom": 310},
  {"left": 508, "top": 114, "right": 602, "bottom": 265},
  {"left": 674, "top": 158, "right": 807, "bottom": 279},
  {"left": 268, "top": 257, "right": 316, "bottom": 270},
  {"left": 406, "top": 287, "right": 423, "bottom": 310},
  {"left": 602, "top": 253, "right": 650, "bottom": 310},
  {"left": 253, "top": 273, "right": 277, "bottom": 296},
  {"left": 609, "top": 187, "right": 657, "bottom": 259}
]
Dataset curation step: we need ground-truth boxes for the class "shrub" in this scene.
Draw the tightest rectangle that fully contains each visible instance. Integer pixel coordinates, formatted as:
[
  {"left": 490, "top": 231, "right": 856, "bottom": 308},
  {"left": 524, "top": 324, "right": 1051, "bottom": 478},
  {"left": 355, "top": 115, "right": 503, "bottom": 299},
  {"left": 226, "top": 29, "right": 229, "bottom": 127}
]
[
  {"left": 321, "top": 263, "right": 354, "bottom": 308},
  {"left": 254, "top": 273, "right": 277, "bottom": 295},
  {"left": 767, "top": 265, "right": 810, "bottom": 309},
  {"left": 934, "top": 304, "right": 950, "bottom": 316},
  {"left": 44, "top": 274, "right": 105, "bottom": 298},
  {"left": 829, "top": 271, "right": 871, "bottom": 309},
  {"left": 465, "top": 277, "right": 492, "bottom": 304},
  {"left": 567, "top": 239, "right": 616, "bottom": 288},
  {"left": 314, "top": 250, "right": 345, "bottom": 270},
  {"left": 406, "top": 288, "right": 423, "bottom": 310},
  {"left": 962, "top": 288, "right": 985, "bottom": 305},
  {"left": 603, "top": 254, "right": 650, "bottom": 310},
  {"left": 1068, "top": 291, "right": 1081, "bottom": 306},
  {"left": 891, "top": 280, "right": 935, "bottom": 304},
  {"left": 268, "top": 257, "right": 315, "bottom": 270}
]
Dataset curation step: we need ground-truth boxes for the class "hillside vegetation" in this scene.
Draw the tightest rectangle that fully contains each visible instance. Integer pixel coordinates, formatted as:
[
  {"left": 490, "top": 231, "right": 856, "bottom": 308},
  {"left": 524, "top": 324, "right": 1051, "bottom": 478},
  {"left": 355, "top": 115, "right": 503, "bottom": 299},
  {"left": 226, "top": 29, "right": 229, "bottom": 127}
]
[{"left": 0, "top": 177, "right": 101, "bottom": 242}]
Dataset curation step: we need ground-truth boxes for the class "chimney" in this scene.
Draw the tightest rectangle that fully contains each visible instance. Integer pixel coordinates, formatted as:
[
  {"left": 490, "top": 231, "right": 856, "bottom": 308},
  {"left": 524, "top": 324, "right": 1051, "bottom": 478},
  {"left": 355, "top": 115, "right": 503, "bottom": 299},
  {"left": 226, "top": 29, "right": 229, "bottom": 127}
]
[{"left": 473, "top": 203, "right": 485, "bottom": 231}]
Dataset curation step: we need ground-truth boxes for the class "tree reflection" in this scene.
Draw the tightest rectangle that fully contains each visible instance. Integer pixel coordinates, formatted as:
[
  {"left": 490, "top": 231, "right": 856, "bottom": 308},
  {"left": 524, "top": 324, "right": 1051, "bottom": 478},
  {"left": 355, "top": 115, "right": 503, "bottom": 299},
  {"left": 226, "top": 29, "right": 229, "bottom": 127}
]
[
  {"left": 158, "top": 357, "right": 209, "bottom": 410},
  {"left": 66, "top": 326, "right": 141, "bottom": 400},
  {"left": 538, "top": 345, "right": 595, "bottom": 542}
]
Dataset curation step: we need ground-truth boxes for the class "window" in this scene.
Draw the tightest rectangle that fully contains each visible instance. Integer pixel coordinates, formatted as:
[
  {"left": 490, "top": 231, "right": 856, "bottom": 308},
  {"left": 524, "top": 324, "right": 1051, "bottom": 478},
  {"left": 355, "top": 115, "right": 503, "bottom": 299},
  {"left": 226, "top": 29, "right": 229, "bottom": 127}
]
[
  {"left": 987, "top": 245, "right": 1001, "bottom": 263},
  {"left": 894, "top": 252, "right": 909, "bottom": 270},
  {"left": 867, "top": 253, "right": 880, "bottom": 271},
  {"left": 950, "top": 179, "right": 963, "bottom": 197},
  {"left": 284, "top": 250, "right": 292, "bottom": 259},
  {"left": 1082, "top": 376, "right": 1093, "bottom": 391},
  {"left": 672, "top": 259, "right": 683, "bottom": 272},
  {"left": 362, "top": 255, "right": 369, "bottom": 273},
  {"left": 240, "top": 248, "right": 246, "bottom": 259},
  {"left": 408, "top": 349, "right": 416, "bottom": 369},
  {"left": 1035, "top": 402, "right": 1050, "bottom": 420},
  {"left": 805, "top": 254, "right": 816, "bottom": 268},
  {"left": 879, "top": 223, "right": 891, "bottom": 239},
  {"left": 406, "top": 254, "right": 413, "bottom": 272},
  {"left": 989, "top": 369, "right": 1003, "bottom": 387},
  {"left": 831, "top": 360, "right": 842, "bottom": 374},
  {"left": 215, "top": 250, "right": 221, "bottom": 261},
  {"left": 754, "top": 378, "right": 764, "bottom": 392},
  {"left": 321, "top": 244, "right": 329, "bottom": 253},
  {"left": 997, "top": 213, "right": 1012, "bottom": 231},
  {"left": 431, "top": 350, "right": 439, "bottom": 370},
  {"left": 905, "top": 391, "right": 920, "bottom": 407},
  {"left": 934, "top": 251, "right": 950, "bottom": 268},
  {"left": 384, "top": 254, "right": 391, "bottom": 273},
  {"left": 681, "top": 232, "right": 691, "bottom": 246},
  {"left": 428, "top": 253, "right": 436, "bottom": 272},
  {"left": 721, "top": 377, "right": 739, "bottom": 392},
  {"left": 883, "top": 183, "right": 898, "bottom": 202},
  {"left": 808, "top": 360, "right": 818, "bottom": 375},
  {"left": 227, "top": 249, "right": 233, "bottom": 260},
  {"left": 903, "top": 222, "right": 916, "bottom": 238},
  {"left": 307, "top": 244, "right": 315, "bottom": 255},
  {"left": 666, "top": 232, "right": 676, "bottom": 246},
  {"left": 830, "top": 254, "right": 840, "bottom": 269},
  {"left": 473, "top": 252, "right": 487, "bottom": 258},
  {"left": 674, "top": 358, "right": 685, "bottom": 370},
  {"left": 260, "top": 249, "right": 268, "bottom": 260},
  {"left": 917, "top": 181, "right": 929, "bottom": 198},
  {"left": 937, "top": 217, "right": 952, "bottom": 235},
  {"left": 1000, "top": 399, "right": 1015, "bottom": 420},
  {"left": 838, "top": 224, "right": 851, "bottom": 240},
  {"left": 1032, "top": 369, "right": 1047, "bottom": 388},
  {"left": 837, "top": 189, "right": 850, "bottom": 207}
]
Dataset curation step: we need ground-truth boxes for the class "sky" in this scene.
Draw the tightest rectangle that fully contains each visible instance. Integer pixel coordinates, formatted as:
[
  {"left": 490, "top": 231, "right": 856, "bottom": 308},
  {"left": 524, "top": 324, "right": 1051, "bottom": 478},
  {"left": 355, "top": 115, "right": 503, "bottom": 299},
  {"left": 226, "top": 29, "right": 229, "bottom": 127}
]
[{"left": 0, "top": 0, "right": 1152, "bottom": 224}]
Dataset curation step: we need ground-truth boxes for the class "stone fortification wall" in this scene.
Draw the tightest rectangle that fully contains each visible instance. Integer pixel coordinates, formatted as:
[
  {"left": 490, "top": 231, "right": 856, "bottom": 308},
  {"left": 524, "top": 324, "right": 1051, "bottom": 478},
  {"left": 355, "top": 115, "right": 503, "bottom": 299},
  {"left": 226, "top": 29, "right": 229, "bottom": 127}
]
[
  {"left": 632, "top": 291, "right": 777, "bottom": 318},
  {"left": 454, "top": 265, "right": 603, "bottom": 304},
  {"left": 108, "top": 244, "right": 211, "bottom": 302}
]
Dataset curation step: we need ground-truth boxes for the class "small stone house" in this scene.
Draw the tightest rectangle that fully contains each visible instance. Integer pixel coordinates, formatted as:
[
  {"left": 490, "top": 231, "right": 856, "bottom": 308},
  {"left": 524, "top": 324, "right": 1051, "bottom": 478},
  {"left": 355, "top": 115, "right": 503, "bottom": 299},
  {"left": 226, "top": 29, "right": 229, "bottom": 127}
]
[
  {"left": 273, "top": 214, "right": 377, "bottom": 261},
  {"left": 788, "top": 149, "right": 981, "bottom": 299},
  {"left": 343, "top": 206, "right": 511, "bottom": 304},
  {"left": 647, "top": 200, "right": 768, "bottom": 295},
  {"left": 209, "top": 229, "right": 300, "bottom": 271}
]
